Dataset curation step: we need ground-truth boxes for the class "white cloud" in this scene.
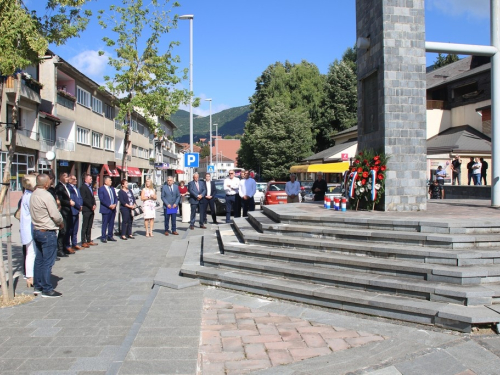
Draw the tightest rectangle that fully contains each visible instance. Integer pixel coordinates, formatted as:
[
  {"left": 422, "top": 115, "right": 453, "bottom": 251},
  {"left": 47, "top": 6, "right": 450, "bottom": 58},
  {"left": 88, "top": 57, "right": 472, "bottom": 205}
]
[
  {"left": 427, "top": 0, "right": 489, "bottom": 19},
  {"left": 69, "top": 50, "right": 108, "bottom": 78}
]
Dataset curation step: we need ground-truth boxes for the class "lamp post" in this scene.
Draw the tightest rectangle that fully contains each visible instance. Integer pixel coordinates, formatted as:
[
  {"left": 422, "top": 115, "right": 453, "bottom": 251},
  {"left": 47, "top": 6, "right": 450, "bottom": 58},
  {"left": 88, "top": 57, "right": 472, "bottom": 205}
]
[
  {"left": 205, "top": 98, "right": 212, "bottom": 167},
  {"left": 214, "top": 123, "right": 218, "bottom": 179},
  {"left": 179, "top": 14, "right": 194, "bottom": 154}
]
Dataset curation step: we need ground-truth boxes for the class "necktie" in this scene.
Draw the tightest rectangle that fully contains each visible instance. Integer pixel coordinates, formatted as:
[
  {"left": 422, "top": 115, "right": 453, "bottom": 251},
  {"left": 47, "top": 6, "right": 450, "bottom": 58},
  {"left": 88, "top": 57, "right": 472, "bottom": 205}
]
[
  {"left": 196, "top": 182, "right": 199, "bottom": 191},
  {"left": 170, "top": 185, "right": 173, "bottom": 193},
  {"left": 107, "top": 187, "right": 113, "bottom": 203}
]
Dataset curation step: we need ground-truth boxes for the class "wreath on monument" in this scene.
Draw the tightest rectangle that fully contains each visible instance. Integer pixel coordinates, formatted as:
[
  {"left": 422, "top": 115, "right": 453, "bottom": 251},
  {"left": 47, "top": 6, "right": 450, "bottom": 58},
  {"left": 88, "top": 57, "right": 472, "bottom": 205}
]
[{"left": 345, "top": 149, "right": 389, "bottom": 210}]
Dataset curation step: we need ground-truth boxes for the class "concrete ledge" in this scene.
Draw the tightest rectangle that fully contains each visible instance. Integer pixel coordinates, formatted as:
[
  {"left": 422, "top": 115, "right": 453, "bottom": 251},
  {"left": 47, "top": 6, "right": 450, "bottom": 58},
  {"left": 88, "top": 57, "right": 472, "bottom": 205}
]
[{"left": 154, "top": 267, "right": 200, "bottom": 289}]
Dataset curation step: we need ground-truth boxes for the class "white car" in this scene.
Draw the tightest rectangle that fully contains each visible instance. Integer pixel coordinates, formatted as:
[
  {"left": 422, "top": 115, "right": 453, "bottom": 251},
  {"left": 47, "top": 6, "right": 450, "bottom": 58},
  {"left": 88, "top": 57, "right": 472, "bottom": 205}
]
[
  {"left": 115, "top": 182, "right": 140, "bottom": 198},
  {"left": 254, "top": 182, "right": 267, "bottom": 206}
]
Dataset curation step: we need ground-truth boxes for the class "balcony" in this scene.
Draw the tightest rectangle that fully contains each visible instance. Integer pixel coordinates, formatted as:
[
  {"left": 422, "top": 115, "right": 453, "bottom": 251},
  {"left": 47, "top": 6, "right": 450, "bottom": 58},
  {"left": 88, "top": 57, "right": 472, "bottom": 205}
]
[
  {"left": 427, "top": 100, "right": 446, "bottom": 110},
  {"left": 17, "top": 128, "right": 39, "bottom": 141},
  {"left": 57, "top": 91, "right": 76, "bottom": 110},
  {"left": 4, "top": 75, "right": 41, "bottom": 104},
  {"left": 40, "top": 139, "right": 56, "bottom": 152},
  {"left": 56, "top": 137, "right": 75, "bottom": 152}
]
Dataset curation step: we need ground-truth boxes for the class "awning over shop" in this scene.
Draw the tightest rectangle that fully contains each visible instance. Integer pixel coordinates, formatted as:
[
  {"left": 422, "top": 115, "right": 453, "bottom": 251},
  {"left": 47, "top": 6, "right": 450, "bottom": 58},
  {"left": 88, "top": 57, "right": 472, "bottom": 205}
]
[
  {"left": 118, "top": 166, "right": 142, "bottom": 177},
  {"left": 290, "top": 165, "right": 309, "bottom": 173},
  {"left": 307, "top": 162, "right": 350, "bottom": 173},
  {"left": 289, "top": 162, "right": 350, "bottom": 174},
  {"left": 103, "top": 164, "right": 120, "bottom": 177},
  {"left": 175, "top": 169, "right": 184, "bottom": 174}
]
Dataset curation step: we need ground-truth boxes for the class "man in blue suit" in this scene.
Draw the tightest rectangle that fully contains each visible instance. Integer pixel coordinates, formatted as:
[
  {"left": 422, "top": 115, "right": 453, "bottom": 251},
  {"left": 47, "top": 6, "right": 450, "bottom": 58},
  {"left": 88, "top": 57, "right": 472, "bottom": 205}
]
[
  {"left": 98, "top": 176, "right": 118, "bottom": 243},
  {"left": 161, "top": 176, "right": 180, "bottom": 236},
  {"left": 68, "top": 175, "right": 83, "bottom": 250},
  {"left": 187, "top": 172, "right": 206, "bottom": 230}
]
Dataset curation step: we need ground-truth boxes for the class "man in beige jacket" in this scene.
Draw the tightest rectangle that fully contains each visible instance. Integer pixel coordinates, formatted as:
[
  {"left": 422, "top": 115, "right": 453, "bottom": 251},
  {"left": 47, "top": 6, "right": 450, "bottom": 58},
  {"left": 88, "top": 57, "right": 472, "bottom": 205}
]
[{"left": 30, "top": 174, "right": 64, "bottom": 298}]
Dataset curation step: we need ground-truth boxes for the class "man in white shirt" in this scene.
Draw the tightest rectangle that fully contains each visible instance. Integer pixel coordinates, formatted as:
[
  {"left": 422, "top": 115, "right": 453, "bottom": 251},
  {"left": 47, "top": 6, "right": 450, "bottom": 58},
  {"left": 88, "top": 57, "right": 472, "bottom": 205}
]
[
  {"left": 240, "top": 170, "right": 256, "bottom": 217},
  {"left": 285, "top": 173, "right": 301, "bottom": 203},
  {"left": 223, "top": 170, "right": 240, "bottom": 223}
]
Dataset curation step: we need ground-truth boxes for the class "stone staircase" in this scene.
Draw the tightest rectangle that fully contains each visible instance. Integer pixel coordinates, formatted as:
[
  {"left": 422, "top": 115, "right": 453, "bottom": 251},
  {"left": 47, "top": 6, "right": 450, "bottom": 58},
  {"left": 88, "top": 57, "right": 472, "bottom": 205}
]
[{"left": 179, "top": 203, "right": 500, "bottom": 333}]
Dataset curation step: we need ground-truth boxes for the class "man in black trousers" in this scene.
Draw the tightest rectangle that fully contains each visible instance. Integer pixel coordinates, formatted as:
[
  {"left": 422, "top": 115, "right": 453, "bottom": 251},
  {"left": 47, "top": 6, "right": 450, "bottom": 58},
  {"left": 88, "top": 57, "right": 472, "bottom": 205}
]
[
  {"left": 201, "top": 173, "right": 218, "bottom": 224},
  {"left": 79, "top": 173, "right": 98, "bottom": 248},
  {"left": 55, "top": 172, "right": 75, "bottom": 256}
]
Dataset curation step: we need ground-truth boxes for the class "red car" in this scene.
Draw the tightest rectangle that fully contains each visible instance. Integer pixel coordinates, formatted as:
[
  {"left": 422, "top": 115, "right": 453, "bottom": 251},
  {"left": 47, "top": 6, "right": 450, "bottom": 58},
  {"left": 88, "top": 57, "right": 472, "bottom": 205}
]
[{"left": 262, "top": 181, "right": 288, "bottom": 205}]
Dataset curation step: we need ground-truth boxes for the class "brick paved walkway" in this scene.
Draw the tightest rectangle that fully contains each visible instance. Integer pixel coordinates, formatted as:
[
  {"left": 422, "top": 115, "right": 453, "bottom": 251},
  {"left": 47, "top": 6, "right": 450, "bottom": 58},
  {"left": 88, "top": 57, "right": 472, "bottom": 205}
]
[{"left": 199, "top": 298, "right": 385, "bottom": 374}]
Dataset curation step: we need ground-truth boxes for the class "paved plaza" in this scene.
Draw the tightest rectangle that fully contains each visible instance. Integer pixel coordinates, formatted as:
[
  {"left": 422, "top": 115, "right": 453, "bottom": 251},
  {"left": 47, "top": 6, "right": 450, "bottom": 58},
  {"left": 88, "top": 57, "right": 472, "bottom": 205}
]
[{"left": 1, "top": 201, "right": 500, "bottom": 374}]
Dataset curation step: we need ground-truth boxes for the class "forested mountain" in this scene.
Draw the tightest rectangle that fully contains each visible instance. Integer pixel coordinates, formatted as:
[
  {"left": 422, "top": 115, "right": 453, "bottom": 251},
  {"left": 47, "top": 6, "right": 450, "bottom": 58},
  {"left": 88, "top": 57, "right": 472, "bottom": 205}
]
[{"left": 170, "top": 105, "right": 251, "bottom": 142}]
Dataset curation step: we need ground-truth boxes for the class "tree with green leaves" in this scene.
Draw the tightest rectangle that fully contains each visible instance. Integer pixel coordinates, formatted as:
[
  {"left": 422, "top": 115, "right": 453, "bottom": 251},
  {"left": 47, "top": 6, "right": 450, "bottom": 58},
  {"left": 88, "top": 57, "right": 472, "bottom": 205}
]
[
  {"left": 97, "top": 0, "right": 194, "bottom": 179},
  {"left": 238, "top": 60, "right": 323, "bottom": 172},
  {"left": 243, "top": 102, "right": 314, "bottom": 181},
  {"left": 433, "top": 53, "right": 460, "bottom": 69},
  {"left": 200, "top": 145, "right": 210, "bottom": 159},
  {"left": 319, "top": 46, "right": 358, "bottom": 149},
  {"left": 0, "top": 0, "right": 92, "bottom": 303}
]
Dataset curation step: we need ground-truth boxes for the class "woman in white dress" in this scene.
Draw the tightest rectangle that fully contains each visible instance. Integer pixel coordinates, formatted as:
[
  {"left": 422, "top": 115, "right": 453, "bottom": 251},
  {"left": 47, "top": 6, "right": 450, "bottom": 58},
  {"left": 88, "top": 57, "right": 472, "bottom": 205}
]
[
  {"left": 141, "top": 179, "right": 157, "bottom": 237},
  {"left": 20, "top": 174, "right": 37, "bottom": 289}
]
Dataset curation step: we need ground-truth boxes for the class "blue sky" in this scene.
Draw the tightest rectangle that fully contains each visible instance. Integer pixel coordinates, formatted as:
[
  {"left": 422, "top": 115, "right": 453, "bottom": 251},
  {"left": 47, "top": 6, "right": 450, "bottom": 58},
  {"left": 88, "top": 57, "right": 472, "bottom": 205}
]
[{"left": 29, "top": 0, "right": 491, "bottom": 117}]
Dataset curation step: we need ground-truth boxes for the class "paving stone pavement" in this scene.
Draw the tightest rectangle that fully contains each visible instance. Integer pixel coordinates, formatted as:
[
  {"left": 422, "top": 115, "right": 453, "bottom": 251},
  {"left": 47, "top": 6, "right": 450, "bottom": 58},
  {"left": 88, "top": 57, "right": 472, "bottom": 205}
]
[{"left": 0, "top": 201, "right": 500, "bottom": 374}]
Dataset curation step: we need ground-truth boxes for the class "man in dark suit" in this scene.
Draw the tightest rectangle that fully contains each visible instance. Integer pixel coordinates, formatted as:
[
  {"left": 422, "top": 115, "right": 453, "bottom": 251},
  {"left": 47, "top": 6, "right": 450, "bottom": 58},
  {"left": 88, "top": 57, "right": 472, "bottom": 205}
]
[
  {"left": 67, "top": 175, "right": 83, "bottom": 250},
  {"left": 187, "top": 172, "right": 206, "bottom": 230},
  {"left": 98, "top": 175, "right": 118, "bottom": 243},
  {"left": 80, "top": 173, "right": 98, "bottom": 248},
  {"left": 161, "top": 176, "right": 180, "bottom": 236},
  {"left": 55, "top": 172, "right": 75, "bottom": 255},
  {"left": 201, "top": 173, "right": 218, "bottom": 224}
]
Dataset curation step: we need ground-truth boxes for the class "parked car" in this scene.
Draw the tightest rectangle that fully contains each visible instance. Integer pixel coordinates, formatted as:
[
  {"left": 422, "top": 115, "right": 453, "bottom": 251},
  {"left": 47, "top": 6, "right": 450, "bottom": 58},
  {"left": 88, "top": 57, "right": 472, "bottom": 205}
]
[
  {"left": 254, "top": 182, "right": 267, "bottom": 206},
  {"left": 211, "top": 179, "right": 229, "bottom": 215},
  {"left": 115, "top": 182, "right": 140, "bottom": 198},
  {"left": 303, "top": 183, "right": 342, "bottom": 202},
  {"left": 262, "top": 181, "right": 288, "bottom": 205}
]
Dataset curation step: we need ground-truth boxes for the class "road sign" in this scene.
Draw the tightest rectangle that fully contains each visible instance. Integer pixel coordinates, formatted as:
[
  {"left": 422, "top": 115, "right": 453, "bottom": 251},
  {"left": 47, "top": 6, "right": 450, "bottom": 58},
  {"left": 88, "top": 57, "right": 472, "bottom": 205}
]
[
  {"left": 341, "top": 153, "right": 349, "bottom": 161},
  {"left": 207, "top": 165, "right": 215, "bottom": 173},
  {"left": 184, "top": 152, "right": 199, "bottom": 168}
]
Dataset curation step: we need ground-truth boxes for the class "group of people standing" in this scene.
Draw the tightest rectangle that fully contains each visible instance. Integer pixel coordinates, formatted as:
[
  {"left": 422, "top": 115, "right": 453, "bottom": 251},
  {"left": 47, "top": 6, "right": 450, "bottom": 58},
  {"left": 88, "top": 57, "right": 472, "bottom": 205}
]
[{"left": 450, "top": 155, "right": 488, "bottom": 186}]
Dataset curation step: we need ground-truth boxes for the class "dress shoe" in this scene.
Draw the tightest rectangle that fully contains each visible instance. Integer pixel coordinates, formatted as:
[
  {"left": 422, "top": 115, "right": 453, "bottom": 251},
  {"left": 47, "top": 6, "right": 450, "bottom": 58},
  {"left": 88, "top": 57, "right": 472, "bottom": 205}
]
[
  {"left": 55, "top": 257, "right": 61, "bottom": 261},
  {"left": 200, "top": 225, "right": 207, "bottom": 229},
  {"left": 101, "top": 238, "right": 107, "bottom": 243},
  {"left": 72, "top": 245, "right": 82, "bottom": 250},
  {"left": 189, "top": 225, "right": 194, "bottom": 230},
  {"left": 65, "top": 247, "right": 75, "bottom": 254},
  {"left": 213, "top": 221, "right": 219, "bottom": 224},
  {"left": 81, "top": 243, "right": 90, "bottom": 248},
  {"left": 172, "top": 231, "right": 179, "bottom": 235},
  {"left": 57, "top": 251, "right": 68, "bottom": 257},
  {"left": 88, "top": 242, "right": 98, "bottom": 246},
  {"left": 107, "top": 237, "right": 117, "bottom": 242},
  {"left": 120, "top": 236, "right": 128, "bottom": 240},
  {"left": 164, "top": 231, "right": 169, "bottom": 236}
]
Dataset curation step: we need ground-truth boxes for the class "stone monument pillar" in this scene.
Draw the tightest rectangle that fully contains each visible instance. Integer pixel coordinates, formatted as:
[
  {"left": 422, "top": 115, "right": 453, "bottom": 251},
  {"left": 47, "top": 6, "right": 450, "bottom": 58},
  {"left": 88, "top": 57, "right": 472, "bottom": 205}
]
[{"left": 356, "top": 0, "right": 427, "bottom": 211}]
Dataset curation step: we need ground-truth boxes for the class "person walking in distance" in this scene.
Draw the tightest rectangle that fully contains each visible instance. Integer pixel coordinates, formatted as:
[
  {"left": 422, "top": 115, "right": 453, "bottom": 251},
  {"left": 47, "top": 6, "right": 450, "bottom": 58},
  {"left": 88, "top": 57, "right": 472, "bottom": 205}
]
[
  {"left": 240, "top": 170, "right": 256, "bottom": 217},
  {"left": 188, "top": 172, "right": 206, "bottom": 230},
  {"left": 480, "top": 158, "right": 488, "bottom": 185},
  {"left": 201, "top": 173, "right": 218, "bottom": 224},
  {"left": 467, "top": 157, "right": 474, "bottom": 185},
  {"left": 55, "top": 172, "right": 75, "bottom": 255},
  {"left": 79, "top": 173, "right": 98, "bottom": 248},
  {"left": 161, "top": 176, "right": 180, "bottom": 235},
  {"left": 224, "top": 170, "right": 240, "bottom": 223},
  {"left": 285, "top": 173, "right": 301, "bottom": 203},
  {"left": 67, "top": 175, "right": 83, "bottom": 250},
  {"left": 30, "top": 174, "right": 64, "bottom": 298},
  {"left": 451, "top": 155, "right": 462, "bottom": 185},
  {"left": 98, "top": 176, "right": 118, "bottom": 243}
]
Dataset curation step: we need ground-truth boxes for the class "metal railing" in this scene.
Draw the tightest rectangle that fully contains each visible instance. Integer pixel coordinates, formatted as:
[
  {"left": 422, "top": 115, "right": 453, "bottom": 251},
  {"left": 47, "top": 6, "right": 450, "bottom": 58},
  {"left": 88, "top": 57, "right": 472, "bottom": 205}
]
[
  {"left": 40, "top": 139, "right": 55, "bottom": 152},
  {"left": 56, "top": 137, "right": 75, "bottom": 151},
  {"left": 57, "top": 93, "right": 75, "bottom": 110}
]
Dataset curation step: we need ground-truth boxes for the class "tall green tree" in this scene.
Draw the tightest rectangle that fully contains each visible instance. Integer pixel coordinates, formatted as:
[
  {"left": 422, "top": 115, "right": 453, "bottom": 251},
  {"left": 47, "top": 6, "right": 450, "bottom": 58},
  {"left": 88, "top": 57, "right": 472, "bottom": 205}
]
[
  {"left": 244, "top": 102, "right": 313, "bottom": 181},
  {"left": 0, "top": 0, "right": 92, "bottom": 302},
  {"left": 238, "top": 60, "right": 323, "bottom": 172},
  {"left": 433, "top": 53, "right": 460, "bottom": 69},
  {"left": 319, "top": 47, "right": 358, "bottom": 148},
  {"left": 98, "top": 0, "right": 193, "bottom": 179}
]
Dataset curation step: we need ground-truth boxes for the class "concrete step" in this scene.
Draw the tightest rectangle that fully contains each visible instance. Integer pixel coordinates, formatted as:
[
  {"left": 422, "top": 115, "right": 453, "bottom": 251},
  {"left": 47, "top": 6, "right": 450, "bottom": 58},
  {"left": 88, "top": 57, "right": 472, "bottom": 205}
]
[
  {"left": 251, "top": 218, "right": 500, "bottom": 249},
  {"left": 202, "top": 252, "right": 496, "bottom": 305},
  {"left": 260, "top": 206, "right": 500, "bottom": 235},
  {"left": 237, "top": 228, "right": 500, "bottom": 266},
  {"left": 180, "top": 265, "right": 500, "bottom": 333}
]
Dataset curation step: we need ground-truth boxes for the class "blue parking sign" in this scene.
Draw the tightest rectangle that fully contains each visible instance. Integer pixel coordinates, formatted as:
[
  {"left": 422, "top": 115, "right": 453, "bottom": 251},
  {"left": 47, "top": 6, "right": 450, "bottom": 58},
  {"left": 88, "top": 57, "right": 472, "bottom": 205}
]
[{"left": 184, "top": 153, "right": 199, "bottom": 168}]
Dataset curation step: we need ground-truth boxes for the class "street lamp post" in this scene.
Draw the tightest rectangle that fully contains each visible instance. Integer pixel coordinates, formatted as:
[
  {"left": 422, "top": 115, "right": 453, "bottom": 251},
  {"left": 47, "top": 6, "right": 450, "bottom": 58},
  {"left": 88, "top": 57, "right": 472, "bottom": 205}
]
[
  {"left": 214, "top": 123, "right": 218, "bottom": 179},
  {"left": 179, "top": 14, "right": 194, "bottom": 181},
  {"left": 205, "top": 98, "right": 212, "bottom": 167}
]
